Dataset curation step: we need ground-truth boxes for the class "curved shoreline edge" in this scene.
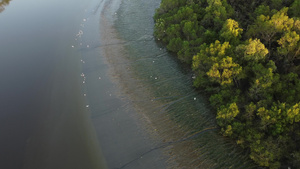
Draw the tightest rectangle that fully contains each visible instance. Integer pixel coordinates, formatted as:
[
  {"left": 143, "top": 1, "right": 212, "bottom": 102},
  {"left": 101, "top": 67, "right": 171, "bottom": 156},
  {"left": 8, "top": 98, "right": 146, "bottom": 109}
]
[{"left": 98, "top": 0, "right": 260, "bottom": 168}]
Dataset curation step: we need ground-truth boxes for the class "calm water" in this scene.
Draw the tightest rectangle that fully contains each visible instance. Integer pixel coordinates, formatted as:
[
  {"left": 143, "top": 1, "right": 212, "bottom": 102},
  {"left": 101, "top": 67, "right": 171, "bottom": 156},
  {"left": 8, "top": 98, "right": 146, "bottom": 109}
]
[{"left": 0, "top": 0, "right": 106, "bottom": 168}]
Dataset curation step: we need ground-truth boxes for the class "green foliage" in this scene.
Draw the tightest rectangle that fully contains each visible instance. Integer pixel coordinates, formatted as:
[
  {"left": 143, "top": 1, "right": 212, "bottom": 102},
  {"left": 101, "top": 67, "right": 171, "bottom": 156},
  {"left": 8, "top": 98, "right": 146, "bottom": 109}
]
[
  {"left": 247, "top": 8, "right": 294, "bottom": 51},
  {"left": 202, "top": 0, "right": 229, "bottom": 30},
  {"left": 248, "top": 62, "right": 279, "bottom": 103},
  {"left": 249, "top": 137, "right": 282, "bottom": 168},
  {"left": 217, "top": 102, "right": 239, "bottom": 125},
  {"left": 270, "top": 7, "right": 294, "bottom": 32},
  {"left": 277, "top": 30, "right": 300, "bottom": 70},
  {"left": 244, "top": 102, "right": 257, "bottom": 120},
  {"left": 247, "top": 15, "right": 277, "bottom": 49},
  {"left": 182, "top": 21, "right": 197, "bottom": 40},
  {"left": 277, "top": 31, "right": 300, "bottom": 56},
  {"left": 290, "top": 0, "right": 300, "bottom": 17},
  {"left": 290, "top": 151, "right": 300, "bottom": 168},
  {"left": 254, "top": 5, "right": 271, "bottom": 18},
  {"left": 156, "top": 0, "right": 183, "bottom": 14},
  {"left": 236, "top": 38, "right": 269, "bottom": 62},
  {"left": 192, "top": 40, "right": 231, "bottom": 72},
  {"left": 178, "top": 41, "right": 192, "bottom": 63},
  {"left": 192, "top": 40, "right": 242, "bottom": 87},
  {"left": 220, "top": 19, "right": 243, "bottom": 45},
  {"left": 165, "top": 24, "right": 181, "bottom": 42},
  {"left": 287, "top": 103, "right": 300, "bottom": 123},
  {"left": 154, "top": 18, "right": 166, "bottom": 41},
  {"left": 206, "top": 56, "right": 242, "bottom": 86},
  {"left": 154, "top": 0, "right": 300, "bottom": 168},
  {"left": 273, "top": 73, "right": 300, "bottom": 103},
  {"left": 209, "top": 88, "right": 240, "bottom": 107},
  {"left": 269, "top": 0, "right": 284, "bottom": 10},
  {"left": 174, "top": 6, "right": 197, "bottom": 23},
  {"left": 167, "top": 37, "right": 183, "bottom": 52},
  {"left": 203, "top": 29, "right": 218, "bottom": 43}
]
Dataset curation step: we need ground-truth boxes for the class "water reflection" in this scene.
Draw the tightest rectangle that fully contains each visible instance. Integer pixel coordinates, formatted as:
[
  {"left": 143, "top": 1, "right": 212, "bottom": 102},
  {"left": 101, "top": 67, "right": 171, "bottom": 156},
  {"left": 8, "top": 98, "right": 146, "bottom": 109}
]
[{"left": 0, "top": 0, "right": 11, "bottom": 13}]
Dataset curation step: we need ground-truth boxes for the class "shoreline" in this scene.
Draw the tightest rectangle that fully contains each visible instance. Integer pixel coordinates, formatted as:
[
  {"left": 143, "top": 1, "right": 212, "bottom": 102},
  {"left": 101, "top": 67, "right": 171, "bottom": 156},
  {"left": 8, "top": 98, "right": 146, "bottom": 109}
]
[
  {"left": 98, "top": 0, "right": 209, "bottom": 168},
  {"left": 96, "top": 0, "right": 172, "bottom": 168},
  {"left": 97, "top": 0, "right": 257, "bottom": 168},
  {"left": 99, "top": 16, "right": 207, "bottom": 169}
]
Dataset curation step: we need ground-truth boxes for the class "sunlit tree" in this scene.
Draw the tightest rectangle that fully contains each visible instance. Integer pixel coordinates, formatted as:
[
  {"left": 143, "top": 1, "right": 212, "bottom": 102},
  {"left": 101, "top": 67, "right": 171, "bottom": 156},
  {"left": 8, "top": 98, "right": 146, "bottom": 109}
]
[
  {"left": 236, "top": 38, "right": 269, "bottom": 62},
  {"left": 220, "top": 19, "right": 243, "bottom": 45}
]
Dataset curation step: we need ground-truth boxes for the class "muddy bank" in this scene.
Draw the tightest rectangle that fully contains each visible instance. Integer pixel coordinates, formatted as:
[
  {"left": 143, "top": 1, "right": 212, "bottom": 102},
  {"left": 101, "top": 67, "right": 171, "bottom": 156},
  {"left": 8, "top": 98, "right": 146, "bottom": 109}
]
[
  {"left": 97, "top": 0, "right": 257, "bottom": 168},
  {"left": 97, "top": 0, "right": 209, "bottom": 168},
  {"left": 79, "top": 0, "right": 168, "bottom": 168}
]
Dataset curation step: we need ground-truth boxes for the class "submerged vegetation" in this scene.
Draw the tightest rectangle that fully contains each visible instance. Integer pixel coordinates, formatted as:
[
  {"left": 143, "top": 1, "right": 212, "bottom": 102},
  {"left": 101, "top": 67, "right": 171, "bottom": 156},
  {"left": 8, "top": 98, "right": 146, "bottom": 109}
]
[{"left": 154, "top": 0, "right": 300, "bottom": 168}]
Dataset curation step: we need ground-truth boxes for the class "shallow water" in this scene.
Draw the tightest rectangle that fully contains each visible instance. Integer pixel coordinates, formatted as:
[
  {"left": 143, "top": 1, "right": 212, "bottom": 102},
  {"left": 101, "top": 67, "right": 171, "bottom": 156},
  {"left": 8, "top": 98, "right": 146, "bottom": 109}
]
[
  {"left": 77, "top": 0, "right": 168, "bottom": 168},
  {"left": 101, "top": 0, "right": 258, "bottom": 168}
]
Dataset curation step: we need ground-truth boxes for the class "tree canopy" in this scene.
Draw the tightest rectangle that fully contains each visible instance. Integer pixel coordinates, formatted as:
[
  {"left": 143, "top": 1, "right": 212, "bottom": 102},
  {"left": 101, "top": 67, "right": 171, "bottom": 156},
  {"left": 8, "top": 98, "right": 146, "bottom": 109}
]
[{"left": 154, "top": 0, "right": 300, "bottom": 168}]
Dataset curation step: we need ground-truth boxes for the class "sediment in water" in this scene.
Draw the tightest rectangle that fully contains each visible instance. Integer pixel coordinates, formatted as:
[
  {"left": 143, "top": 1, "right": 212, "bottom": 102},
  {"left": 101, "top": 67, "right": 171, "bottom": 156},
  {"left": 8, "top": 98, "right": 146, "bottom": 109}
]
[
  {"left": 22, "top": 42, "right": 107, "bottom": 169},
  {"left": 98, "top": 1, "right": 218, "bottom": 168},
  {"left": 98, "top": 0, "right": 257, "bottom": 168}
]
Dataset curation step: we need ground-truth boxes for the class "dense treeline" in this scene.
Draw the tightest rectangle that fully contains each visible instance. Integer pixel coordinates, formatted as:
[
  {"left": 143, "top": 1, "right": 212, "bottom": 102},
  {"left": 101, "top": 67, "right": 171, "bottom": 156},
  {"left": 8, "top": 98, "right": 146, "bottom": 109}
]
[{"left": 154, "top": 0, "right": 300, "bottom": 168}]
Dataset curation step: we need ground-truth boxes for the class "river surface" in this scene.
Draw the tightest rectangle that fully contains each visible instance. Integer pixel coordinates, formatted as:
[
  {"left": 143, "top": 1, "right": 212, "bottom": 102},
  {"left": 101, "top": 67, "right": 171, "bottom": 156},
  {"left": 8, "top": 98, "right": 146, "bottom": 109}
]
[
  {"left": 0, "top": 0, "right": 107, "bottom": 168},
  {"left": 0, "top": 0, "right": 258, "bottom": 168}
]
